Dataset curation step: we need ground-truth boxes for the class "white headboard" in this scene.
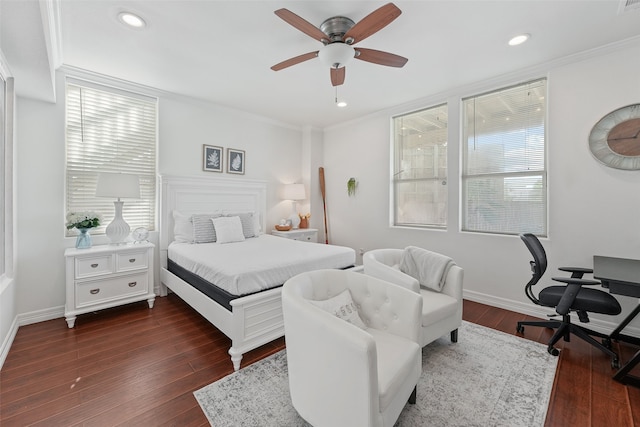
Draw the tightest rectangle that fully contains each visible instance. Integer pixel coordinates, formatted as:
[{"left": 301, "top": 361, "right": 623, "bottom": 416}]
[{"left": 159, "top": 174, "right": 267, "bottom": 262}]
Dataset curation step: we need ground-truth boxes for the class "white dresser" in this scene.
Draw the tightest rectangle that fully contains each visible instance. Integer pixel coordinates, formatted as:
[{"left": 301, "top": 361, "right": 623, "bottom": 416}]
[
  {"left": 64, "top": 242, "right": 155, "bottom": 328},
  {"left": 271, "top": 228, "right": 318, "bottom": 243}
]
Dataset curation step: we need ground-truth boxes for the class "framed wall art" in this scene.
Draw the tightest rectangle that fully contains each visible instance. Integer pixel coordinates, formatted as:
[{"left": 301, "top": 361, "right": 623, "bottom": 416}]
[
  {"left": 203, "top": 145, "right": 223, "bottom": 172},
  {"left": 227, "top": 148, "right": 245, "bottom": 174}
]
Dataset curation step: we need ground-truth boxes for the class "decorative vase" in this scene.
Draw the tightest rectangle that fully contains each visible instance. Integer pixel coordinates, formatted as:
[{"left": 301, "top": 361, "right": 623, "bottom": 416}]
[
  {"left": 299, "top": 217, "right": 308, "bottom": 229},
  {"left": 76, "top": 227, "right": 92, "bottom": 249}
]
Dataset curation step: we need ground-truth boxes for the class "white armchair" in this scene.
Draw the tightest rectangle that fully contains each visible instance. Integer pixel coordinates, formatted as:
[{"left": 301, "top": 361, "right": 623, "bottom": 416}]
[
  {"left": 282, "top": 269, "right": 422, "bottom": 427},
  {"left": 363, "top": 248, "right": 463, "bottom": 347}
]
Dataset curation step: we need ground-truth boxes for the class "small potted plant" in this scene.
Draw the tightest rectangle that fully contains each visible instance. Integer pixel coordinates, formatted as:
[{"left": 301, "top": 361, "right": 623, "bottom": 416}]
[
  {"left": 347, "top": 178, "right": 357, "bottom": 197},
  {"left": 66, "top": 211, "right": 102, "bottom": 249}
]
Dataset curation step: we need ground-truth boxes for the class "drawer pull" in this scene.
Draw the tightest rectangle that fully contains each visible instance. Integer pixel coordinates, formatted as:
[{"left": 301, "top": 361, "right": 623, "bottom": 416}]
[
  {"left": 90, "top": 289, "right": 100, "bottom": 295},
  {"left": 91, "top": 263, "right": 99, "bottom": 268},
  {"left": 129, "top": 258, "right": 136, "bottom": 263},
  {"left": 128, "top": 282, "right": 137, "bottom": 287}
]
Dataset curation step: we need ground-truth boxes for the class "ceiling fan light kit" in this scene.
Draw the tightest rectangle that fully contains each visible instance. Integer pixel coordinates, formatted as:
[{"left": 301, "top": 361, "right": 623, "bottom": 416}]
[
  {"left": 271, "top": 3, "right": 408, "bottom": 87},
  {"left": 318, "top": 43, "right": 355, "bottom": 69}
]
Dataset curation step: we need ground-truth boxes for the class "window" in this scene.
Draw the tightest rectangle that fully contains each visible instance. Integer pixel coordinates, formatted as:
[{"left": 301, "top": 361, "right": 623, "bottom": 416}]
[
  {"left": 462, "top": 79, "right": 547, "bottom": 235},
  {"left": 65, "top": 81, "right": 157, "bottom": 237},
  {"left": 393, "top": 104, "right": 448, "bottom": 228}
]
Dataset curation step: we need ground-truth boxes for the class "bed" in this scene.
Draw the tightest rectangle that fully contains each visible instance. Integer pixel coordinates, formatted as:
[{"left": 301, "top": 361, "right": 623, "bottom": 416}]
[{"left": 159, "top": 174, "right": 355, "bottom": 370}]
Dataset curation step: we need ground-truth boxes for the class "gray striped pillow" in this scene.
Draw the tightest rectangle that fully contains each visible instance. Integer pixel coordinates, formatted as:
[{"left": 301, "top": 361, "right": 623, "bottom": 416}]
[{"left": 192, "top": 213, "right": 222, "bottom": 243}]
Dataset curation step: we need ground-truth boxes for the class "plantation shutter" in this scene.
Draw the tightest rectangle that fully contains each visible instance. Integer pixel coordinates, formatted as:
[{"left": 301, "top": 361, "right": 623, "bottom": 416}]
[
  {"left": 65, "top": 81, "right": 157, "bottom": 237},
  {"left": 462, "top": 79, "right": 547, "bottom": 235}
]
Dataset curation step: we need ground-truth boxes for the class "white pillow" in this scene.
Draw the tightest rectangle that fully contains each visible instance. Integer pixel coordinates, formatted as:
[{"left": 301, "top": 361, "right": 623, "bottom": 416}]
[
  {"left": 225, "top": 212, "right": 258, "bottom": 238},
  {"left": 309, "top": 289, "right": 367, "bottom": 329},
  {"left": 211, "top": 216, "right": 245, "bottom": 244},
  {"left": 173, "top": 211, "right": 194, "bottom": 243}
]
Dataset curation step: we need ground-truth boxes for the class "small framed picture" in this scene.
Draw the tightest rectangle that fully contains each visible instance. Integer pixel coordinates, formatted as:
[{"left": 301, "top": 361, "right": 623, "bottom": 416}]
[
  {"left": 227, "top": 148, "right": 245, "bottom": 175},
  {"left": 203, "top": 145, "right": 223, "bottom": 172}
]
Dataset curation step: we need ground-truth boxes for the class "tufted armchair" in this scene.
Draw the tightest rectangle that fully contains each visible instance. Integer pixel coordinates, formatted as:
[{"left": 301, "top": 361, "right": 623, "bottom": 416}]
[
  {"left": 282, "top": 269, "right": 422, "bottom": 427},
  {"left": 363, "top": 248, "right": 463, "bottom": 347}
]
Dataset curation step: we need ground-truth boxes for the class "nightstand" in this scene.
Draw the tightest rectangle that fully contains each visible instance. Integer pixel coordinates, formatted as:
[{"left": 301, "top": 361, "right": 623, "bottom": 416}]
[
  {"left": 271, "top": 228, "right": 318, "bottom": 243},
  {"left": 64, "top": 242, "right": 155, "bottom": 328}
]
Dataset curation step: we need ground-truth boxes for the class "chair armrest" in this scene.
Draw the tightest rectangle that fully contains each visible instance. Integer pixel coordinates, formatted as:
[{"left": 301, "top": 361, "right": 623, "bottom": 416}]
[
  {"left": 558, "top": 266, "right": 593, "bottom": 278},
  {"left": 439, "top": 265, "right": 464, "bottom": 301},
  {"left": 363, "top": 251, "right": 420, "bottom": 293},
  {"left": 551, "top": 277, "right": 600, "bottom": 286}
]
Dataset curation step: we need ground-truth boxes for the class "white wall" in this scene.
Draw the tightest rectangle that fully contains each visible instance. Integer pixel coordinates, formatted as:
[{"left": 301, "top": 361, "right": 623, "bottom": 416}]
[
  {"left": 322, "top": 40, "right": 640, "bottom": 334},
  {"left": 13, "top": 69, "right": 304, "bottom": 320}
]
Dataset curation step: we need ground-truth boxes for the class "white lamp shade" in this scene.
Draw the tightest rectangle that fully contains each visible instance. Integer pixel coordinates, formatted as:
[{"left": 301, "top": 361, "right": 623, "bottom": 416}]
[
  {"left": 281, "top": 183, "right": 306, "bottom": 201},
  {"left": 318, "top": 43, "right": 355, "bottom": 69},
  {"left": 96, "top": 172, "right": 140, "bottom": 199}
]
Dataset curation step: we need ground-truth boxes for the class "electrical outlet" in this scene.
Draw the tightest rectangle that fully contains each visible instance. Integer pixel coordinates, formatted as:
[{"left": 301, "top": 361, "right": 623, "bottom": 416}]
[{"left": 359, "top": 248, "right": 365, "bottom": 256}]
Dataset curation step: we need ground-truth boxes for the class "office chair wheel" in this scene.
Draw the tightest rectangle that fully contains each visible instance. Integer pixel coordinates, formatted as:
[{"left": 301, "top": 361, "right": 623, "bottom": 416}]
[
  {"left": 547, "top": 346, "right": 560, "bottom": 356},
  {"left": 516, "top": 324, "right": 524, "bottom": 334},
  {"left": 612, "top": 357, "right": 620, "bottom": 369}
]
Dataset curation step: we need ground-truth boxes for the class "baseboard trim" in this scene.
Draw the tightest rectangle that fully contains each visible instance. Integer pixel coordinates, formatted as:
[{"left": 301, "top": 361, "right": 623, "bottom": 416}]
[
  {"left": 0, "top": 315, "right": 18, "bottom": 369},
  {"left": 463, "top": 289, "right": 640, "bottom": 338},
  {"left": 18, "top": 306, "right": 64, "bottom": 327}
]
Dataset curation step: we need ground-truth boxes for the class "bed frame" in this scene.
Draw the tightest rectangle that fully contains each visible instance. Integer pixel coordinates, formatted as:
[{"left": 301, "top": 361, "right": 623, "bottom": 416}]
[{"left": 159, "top": 174, "right": 282, "bottom": 371}]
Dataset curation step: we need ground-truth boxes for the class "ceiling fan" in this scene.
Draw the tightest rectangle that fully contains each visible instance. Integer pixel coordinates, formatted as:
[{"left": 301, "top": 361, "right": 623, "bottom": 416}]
[{"left": 270, "top": 3, "right": 408, "bottom": 87}]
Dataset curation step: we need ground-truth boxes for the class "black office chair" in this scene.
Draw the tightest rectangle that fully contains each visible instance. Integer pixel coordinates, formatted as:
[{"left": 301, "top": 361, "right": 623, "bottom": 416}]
[{"left": 516, "top": 233, "right": 622, "bottom": 368}]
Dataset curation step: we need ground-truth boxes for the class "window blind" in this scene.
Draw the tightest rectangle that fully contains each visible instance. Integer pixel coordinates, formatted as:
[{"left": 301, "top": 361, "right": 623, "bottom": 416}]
[
  {"left": 462, "top": 79, "right": 547, "bottom": 235},
  {"left": 393, "top": 104, "right": 448, "bottom": 228},
  {"left": 65, "top": 82, "right": 157, "bottom": 237}
]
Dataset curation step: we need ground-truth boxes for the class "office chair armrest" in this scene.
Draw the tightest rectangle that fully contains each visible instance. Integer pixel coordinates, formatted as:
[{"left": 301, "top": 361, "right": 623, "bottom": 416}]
[
  {"left": 551, "top": 277, "right": 600, "bottom": 286},
  {"left": 558, "top": 266, "right": 593, "bottom": 278}
]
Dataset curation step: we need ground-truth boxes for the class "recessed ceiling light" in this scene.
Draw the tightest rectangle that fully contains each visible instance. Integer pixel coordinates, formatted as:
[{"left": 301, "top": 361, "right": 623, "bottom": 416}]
[
  {"left": 508, "top": 34, "right": 530, "bottom": 46},
  {"left": 118, "top": 12, "right": 146, "bottom": 28}
]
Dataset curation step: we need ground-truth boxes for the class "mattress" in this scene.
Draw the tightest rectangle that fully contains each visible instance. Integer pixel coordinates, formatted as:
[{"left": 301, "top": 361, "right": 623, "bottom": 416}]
[{"left": 168, "top": 234, "right": 355, "bottom": 297}]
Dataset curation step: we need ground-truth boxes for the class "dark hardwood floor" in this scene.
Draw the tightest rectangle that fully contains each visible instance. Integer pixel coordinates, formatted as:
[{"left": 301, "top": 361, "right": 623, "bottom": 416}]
[{"left": 1, "top": 295, "right": 639, "bottom": 426}]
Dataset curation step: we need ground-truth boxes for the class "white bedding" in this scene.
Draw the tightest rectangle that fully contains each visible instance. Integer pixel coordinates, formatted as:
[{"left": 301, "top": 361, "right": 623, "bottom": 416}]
[{"left": 168, "top": 234, "right": 355, "bottom": 296}]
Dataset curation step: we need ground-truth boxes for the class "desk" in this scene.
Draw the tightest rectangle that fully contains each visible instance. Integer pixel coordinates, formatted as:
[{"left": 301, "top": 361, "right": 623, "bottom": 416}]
[{"left": 593, "top": 255, "right": 640, "bottom": 387}]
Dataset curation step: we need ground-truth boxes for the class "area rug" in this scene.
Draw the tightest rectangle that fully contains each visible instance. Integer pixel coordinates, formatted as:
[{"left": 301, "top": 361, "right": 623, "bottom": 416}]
[{"left": 194, "top": 321, "right": 558, "bottom": 426}]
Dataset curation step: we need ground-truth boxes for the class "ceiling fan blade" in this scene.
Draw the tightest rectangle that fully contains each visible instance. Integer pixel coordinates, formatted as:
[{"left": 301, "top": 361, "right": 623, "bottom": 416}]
[
  {"left": 355, "top": 48, "right": 408, "bottom": 67},
  {"left": 271, "top": 51, "right": 319, "bottom": 71},
  {"left": 274, "top": 9, "right": 328, "bottom": 42},
  {"left": 330, "top": 67, "right": 345, "bottom": 86},
  {"left": 343, "top": 3, "right": 401, "bottom": 44}
]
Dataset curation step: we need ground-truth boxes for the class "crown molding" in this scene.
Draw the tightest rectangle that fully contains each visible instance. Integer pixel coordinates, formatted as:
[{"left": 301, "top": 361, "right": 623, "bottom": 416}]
[{"left": 39, "top": 0, "right": 63, "bottom": 100}]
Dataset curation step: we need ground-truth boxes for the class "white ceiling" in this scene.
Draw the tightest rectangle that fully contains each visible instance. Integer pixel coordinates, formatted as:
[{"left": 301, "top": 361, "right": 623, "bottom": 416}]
[{"left": 2, "top": 1, "right": 640, "bottom": 128}]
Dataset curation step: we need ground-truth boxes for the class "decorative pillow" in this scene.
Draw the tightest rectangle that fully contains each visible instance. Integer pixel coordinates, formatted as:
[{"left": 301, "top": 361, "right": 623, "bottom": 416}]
[
  {"left": 192, "top": 213, "right": 223, "bottom": 243},
  {"left": 225, "top": 212, "right": 258, "bottom": 238},
  {"left": 309, "top": 289, "right": 367, "bottom": 329},
  {"left": 212, "top": 216, "right": 246, "bottom": 244},
  {"left": 173, "top": 211, "right": 194, "bottom": 243}
]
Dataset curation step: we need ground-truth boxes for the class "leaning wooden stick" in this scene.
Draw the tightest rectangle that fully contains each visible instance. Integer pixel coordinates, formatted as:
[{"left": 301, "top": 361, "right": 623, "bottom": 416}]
[{"left": 319, "top": 167, "right": 329, "bottom": 244}]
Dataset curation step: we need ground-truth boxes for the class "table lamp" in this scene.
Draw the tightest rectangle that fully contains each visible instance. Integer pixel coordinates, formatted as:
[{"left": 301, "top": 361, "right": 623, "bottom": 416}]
[
  {"left": 281, "top": 183, "right": 305, "bottom": 229},
  {"left": 96, "top": 172, "right": 140, "bottom": 245}
]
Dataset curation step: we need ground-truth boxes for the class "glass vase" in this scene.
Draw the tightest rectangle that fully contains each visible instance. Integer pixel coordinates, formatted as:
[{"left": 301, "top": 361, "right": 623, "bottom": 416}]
[{"left": 76, "top": 227, "right": 92, "bottom": 249}]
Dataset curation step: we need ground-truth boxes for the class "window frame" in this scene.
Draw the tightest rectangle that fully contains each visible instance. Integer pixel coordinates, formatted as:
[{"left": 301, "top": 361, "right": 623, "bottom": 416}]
[
  {"left": 460, "top": 78, "right": 548, "bottom": 236},
  {"left": 64, "top": 79, "right": 158, "bottom": 237},
  {"left": 392, "top": 103, "right": 449, "bottom": 229}
]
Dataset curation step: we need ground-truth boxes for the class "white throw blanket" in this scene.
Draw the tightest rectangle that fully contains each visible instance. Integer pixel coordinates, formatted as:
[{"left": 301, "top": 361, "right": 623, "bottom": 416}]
[{"left": 400, "top": 246, "right": 455, "bottom": 292}]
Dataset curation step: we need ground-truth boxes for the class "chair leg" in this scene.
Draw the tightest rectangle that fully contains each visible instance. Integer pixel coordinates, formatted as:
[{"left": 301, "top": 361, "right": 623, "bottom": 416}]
[
  {"left": 408, "top": 386, "right": 417, "bottom": 404},
  {"left": 569, "top": 324, "right": 619, "bottom": 361},
  {"left": 517, "top": 320, "right": 562, "bottom": 330},
  {"left": 450, "top": 328, "right": 458, "bottom": 343}
]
